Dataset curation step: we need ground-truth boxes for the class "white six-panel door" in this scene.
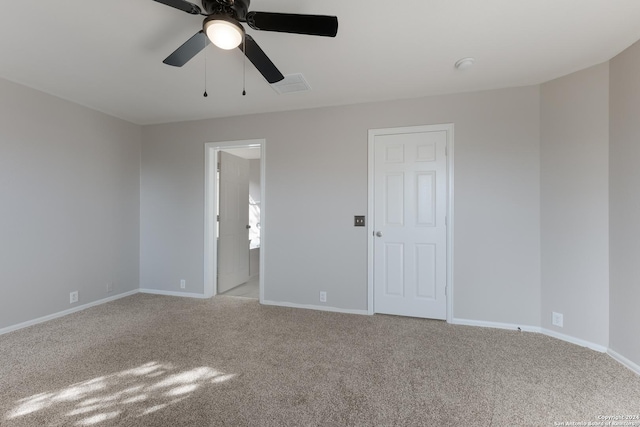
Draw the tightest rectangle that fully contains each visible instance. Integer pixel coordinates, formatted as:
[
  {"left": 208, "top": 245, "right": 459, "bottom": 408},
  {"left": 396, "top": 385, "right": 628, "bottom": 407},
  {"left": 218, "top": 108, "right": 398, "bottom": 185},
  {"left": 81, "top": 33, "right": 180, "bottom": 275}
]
[
  {"left": 218, "top": 151, "right": 250, "bottom": 293},
  {"left": 371, "top": 126, "right": 449, "bottom": 319}
]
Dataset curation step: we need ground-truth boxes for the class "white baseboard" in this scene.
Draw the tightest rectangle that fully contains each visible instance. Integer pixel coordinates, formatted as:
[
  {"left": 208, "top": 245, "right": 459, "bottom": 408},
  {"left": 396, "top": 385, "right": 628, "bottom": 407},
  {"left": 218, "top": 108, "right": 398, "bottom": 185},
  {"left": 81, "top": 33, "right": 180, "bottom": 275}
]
[
  {"left": 3, "top": 290, "right": 637, "bottom": 376},
  {"left": 261, "top": 300, "right": 369, "bottom": 316},
  {"left": 0, "top": 290, "right": 139, "bottom": 336},
  {"left": 608, "top": 349, "right": 640, "bottom": 376},
  {"left": 139, "top": 288, "right": 210, "bottom": 299},
  {"left": 540, "top": 328, "right": 607, "bottom": 353},
  {"left": 451, "top": 317, "right": 541, "bottom": 333},
  {"left": 451, "top": 317, "right": 607, "bottom": 353}
]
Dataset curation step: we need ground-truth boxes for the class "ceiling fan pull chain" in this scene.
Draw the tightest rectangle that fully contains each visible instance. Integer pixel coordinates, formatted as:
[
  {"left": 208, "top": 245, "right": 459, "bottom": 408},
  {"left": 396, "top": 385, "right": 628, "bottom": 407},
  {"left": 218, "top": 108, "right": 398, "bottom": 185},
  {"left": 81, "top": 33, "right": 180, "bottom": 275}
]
[
  {"left": 204, "top": 36, "right": 209, "bottom": 98},
  {"left": 242, "top": 35, "right": 247, "bottom": 96}
]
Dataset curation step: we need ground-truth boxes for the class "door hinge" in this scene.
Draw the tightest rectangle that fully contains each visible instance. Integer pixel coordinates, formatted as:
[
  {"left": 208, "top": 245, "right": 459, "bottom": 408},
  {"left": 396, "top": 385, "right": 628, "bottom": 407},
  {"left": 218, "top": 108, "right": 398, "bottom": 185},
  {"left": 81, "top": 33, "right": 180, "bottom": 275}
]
[
  {"left": 445, "top": 286, "right": 447, "bottom": 296},
  {"left": 217, "top": 215, "right": 220, "bottom": 222},
  {"left": 445, "top": 216, "right": 448, "bottom": 226},
  {"left": 445, "top": 145, "right": 448, "bottom": 156}
]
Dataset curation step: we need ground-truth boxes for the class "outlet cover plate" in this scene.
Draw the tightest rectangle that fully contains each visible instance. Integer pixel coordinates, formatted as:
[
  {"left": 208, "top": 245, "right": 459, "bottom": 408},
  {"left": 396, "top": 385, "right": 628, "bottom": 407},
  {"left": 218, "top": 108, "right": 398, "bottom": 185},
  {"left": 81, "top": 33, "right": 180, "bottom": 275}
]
[
  {"left": 552, "top": 312, "right": 563, "bottom": 327},
  {"left": 319, "top": 291, "right": 327, "bottom": 303},
  {"left": 70, "top": 291, "right": 79, "bottom": 304}
]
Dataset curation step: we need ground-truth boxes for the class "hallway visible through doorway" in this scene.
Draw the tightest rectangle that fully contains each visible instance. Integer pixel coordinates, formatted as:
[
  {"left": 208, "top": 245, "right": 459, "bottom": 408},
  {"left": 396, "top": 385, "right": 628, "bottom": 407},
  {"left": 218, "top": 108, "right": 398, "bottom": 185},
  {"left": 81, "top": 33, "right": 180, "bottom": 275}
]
[
  {"left": 220, "top": 276, "right": 259, "bottom": 299},
  {"left": 204, "top": 139, "right": 264, "bottom": 301}
]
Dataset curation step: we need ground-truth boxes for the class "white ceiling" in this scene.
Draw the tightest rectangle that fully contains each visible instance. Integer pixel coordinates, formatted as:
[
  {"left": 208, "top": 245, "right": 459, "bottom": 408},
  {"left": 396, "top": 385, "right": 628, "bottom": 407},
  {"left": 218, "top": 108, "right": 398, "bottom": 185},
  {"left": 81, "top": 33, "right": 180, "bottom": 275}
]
[{"left": 1, "top": 1, "right": 639, "bottom": 125}]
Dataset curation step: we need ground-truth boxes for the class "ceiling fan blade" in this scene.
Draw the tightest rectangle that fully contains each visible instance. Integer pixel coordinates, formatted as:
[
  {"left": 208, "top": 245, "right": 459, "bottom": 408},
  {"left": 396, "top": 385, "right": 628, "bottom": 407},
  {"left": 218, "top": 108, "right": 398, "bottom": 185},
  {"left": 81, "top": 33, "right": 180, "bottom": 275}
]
[
  {"left": 239, "top": 35, "right": 284, "bottom": 84},
  {"left": 246, "top": 12, "right": 338, "bottom": 37},
  {"left": 152, "top": 0, "right": 202, "bottom": 14},
  {"left": 163, "top": 31, "right": 210, "bottom": 67}
]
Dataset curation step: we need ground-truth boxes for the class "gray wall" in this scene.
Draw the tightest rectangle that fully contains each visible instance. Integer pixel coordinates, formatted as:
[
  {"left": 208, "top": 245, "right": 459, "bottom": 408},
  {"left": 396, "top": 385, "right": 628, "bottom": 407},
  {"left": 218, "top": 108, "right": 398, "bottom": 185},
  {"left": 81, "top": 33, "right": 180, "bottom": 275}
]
[
  {"left": 540, "top": 63, "right": 610, "bottom": 347},
  {"left": 610, "top": 40, "right": 640, "bottom": 365},
  {"left": 0, "top": 78, "right": 141, "bottom": 330},
  {"left": 141, "top": 86, "right": 541, "bottom": 326}
]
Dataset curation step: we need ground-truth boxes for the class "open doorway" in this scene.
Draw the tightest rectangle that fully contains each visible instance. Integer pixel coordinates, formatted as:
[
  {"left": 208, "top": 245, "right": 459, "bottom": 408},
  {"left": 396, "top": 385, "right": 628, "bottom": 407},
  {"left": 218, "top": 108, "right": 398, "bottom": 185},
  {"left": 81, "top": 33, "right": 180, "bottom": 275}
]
[
  {"left": 204, "top": 139, "right": 265, "bottom": 301},
  {"left": 217, "top": 148, "right": 261, "bottom": 298}
]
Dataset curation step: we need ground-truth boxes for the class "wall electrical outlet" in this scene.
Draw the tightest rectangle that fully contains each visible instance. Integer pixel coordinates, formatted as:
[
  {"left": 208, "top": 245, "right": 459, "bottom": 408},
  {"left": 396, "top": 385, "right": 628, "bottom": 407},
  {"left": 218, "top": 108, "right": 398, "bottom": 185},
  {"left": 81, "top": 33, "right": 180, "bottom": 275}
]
[
  {"left": 70, "top": 291, "right": 79, "bottom": 304},
  {"left": 319, "top": 291, "right": 327, "bottom": 303},
  {"left": 180, "top": 279, "right": 186, "bottom": 289},
  {"left": 106, "top": 282, "right": 114, "bottom": 293},
  {"left": 552, "top": 312, "right": 564, "bottom": 327}
]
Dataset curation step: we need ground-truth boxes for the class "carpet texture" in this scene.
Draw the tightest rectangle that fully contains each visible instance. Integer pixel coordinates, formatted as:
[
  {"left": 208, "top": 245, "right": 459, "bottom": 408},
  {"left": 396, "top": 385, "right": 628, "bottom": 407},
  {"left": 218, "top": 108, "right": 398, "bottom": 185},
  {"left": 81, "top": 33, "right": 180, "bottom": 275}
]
[{"left": 1, "top": 294, "right": 639, "bottom": 426}]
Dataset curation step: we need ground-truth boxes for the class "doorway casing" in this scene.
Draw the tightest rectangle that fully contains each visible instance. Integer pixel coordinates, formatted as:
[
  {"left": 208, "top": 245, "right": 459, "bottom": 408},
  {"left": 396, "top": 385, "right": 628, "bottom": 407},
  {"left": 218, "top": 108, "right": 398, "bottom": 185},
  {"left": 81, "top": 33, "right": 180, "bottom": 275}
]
[{"left": 204, "top": 139, "right": 266, "bottom": 301}]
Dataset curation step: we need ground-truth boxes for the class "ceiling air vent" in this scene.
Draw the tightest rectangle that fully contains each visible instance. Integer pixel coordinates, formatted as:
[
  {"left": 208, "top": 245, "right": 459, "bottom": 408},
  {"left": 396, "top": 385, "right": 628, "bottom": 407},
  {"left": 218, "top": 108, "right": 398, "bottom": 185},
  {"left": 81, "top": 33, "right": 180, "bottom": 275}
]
[{"left": 271, "top": 73, "right": 311, "bottom": 94}]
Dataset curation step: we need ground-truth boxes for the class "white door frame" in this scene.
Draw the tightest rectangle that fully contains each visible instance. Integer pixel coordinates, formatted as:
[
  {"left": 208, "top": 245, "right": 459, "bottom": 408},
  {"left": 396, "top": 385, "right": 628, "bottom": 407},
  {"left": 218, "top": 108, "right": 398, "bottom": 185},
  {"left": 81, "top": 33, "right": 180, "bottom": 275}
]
[
  {"left": 204, "top": 139, "right": 266, "bottom": 301},
  {"left": 367, "top": 124, "right": 454, "bottom": 322}
]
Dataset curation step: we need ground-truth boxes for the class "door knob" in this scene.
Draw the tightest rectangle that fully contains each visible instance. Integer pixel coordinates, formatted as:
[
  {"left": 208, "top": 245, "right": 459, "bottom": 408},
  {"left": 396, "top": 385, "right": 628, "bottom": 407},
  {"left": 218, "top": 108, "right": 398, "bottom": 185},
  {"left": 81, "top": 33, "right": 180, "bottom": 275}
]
[
  {"left": 246, "top": 225, "right": 251, "bottom": 229},
  {"left": 376, "top": 231, "right": 383, "bottom": 237}
]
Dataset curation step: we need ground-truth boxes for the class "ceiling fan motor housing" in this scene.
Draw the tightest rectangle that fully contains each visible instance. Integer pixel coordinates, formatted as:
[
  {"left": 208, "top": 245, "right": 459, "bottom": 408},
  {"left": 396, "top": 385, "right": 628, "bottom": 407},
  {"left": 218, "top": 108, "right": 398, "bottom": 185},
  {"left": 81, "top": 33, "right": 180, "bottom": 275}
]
[{"left": 202, "top": 0, "right": 249, "bottom": 20}]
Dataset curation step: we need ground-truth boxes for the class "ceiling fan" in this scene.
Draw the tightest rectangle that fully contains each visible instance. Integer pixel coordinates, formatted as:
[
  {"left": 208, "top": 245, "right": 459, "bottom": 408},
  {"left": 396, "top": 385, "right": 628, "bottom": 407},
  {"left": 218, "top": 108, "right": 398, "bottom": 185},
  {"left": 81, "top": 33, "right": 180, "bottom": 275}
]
[{"left": 153, "top": 0, "right": 338, "bottom": 84}]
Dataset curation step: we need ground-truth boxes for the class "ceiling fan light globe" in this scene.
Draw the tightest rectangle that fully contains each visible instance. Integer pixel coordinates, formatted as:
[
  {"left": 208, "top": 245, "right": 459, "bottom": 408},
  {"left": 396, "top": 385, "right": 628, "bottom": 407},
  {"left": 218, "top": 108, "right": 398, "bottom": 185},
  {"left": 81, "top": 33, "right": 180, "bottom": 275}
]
[{"left": 205, "top": 18, "right": 244, "bottom": 50}]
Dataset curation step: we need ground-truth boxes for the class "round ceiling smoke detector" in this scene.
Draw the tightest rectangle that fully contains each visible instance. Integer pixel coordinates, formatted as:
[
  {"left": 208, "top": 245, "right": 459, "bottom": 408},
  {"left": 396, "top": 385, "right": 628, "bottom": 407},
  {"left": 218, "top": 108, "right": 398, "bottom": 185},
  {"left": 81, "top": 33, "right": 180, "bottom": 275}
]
[{"left": 454, "top": 57, "right": 475, "bottom": 70}]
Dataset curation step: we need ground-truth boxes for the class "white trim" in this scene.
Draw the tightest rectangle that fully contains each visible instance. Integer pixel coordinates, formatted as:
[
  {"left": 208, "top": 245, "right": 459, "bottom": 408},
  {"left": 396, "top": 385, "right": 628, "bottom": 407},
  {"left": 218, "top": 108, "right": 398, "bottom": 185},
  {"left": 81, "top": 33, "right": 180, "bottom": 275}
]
[
  {"left": 204, "top": 142, "right": 216, "bottom": 298},
  {"left": 367, "top": 123, "right": 455, "bottom": 319},
  {"left": 446, "top": 126, "right": 455, "bottom": 323},
  {"left": 262, "top": 300, "right": 369, "bottom": 316},
  {"left": 367, "top": 132, "right": 375, "bottom": 315},
  {"left": 451, "top": 317, "right": 608, "bottom": 353},
  {"left": 451, "top": 317, "right": 541, "bottom": 333},
  {"left": 259, "top": 145, "right": 266, "bottom": 304},
  {"left": 139, "top": 288, "right": 210, "bottom": 299},
  {"left": 3, "top": 287, "right": 638, "bottom": 376},
  {"left": 204, "top": 139, "right": 266, "bottom": 302},
  {"left": 0, "top": 290, "right": 139, "bottom": 336},
  {"left": 541, "top": 328, "right": 607, "bottom": 353},
  {"left": 608, "top": 349, "right": 640, "bottom": 376}
]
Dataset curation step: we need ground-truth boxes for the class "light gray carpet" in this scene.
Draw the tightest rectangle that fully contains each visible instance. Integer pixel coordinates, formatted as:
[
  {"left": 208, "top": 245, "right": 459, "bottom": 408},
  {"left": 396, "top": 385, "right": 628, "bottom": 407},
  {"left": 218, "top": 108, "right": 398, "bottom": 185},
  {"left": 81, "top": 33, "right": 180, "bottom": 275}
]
[{"left": 1, "top": 294, "right": 639, "bottom": 426}]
